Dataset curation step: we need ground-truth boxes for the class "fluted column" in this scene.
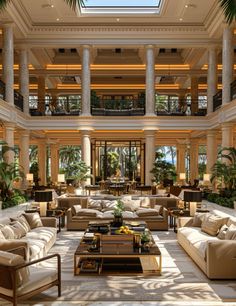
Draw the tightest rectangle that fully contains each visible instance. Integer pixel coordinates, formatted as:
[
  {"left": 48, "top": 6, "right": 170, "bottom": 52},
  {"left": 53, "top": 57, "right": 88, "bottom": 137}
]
[
  {"left": 145, "top": 45, "right": 155, "bottom": 116},
  {"left": 37, "top": 76, "right": 45, "bottom": 114},
  {"left": 2, "top": 23, "right": 14, "bottom": 105},
  {"left": 207, "top": 47, "right": 217, "bottom": 114},
  {"left": 222, "top": 26, "right": 234, "bottom": 105},
  {"left": 190, "top": 76, "right": 198, "bottom": 114},
  {"left": 221, "top": 123, "right": 234, "bottom": 148},
  {"left": 50, "top": 143, "right": 59, "bottom": 183},
  {"left": 206, "top": 130, "right": 217, "bottom": 173},
  {"left": 144, "top": 130, "right": 156, "bottom": 185},
  {"left": 176, "top": 142, "right": 186, "bottom": 176},
  {"left": 38, "top": 141, "right": 47, "bottom": 185},
  {"left": 81, "top": 45, "right": 91, "bottom": 116},
  {"left": 19, "top": 48, "right": 29, "bottom": 115},
  {"left": 3, "top": 123, "right": 15, "bottom": 164},
  {"left": 189, "top": 139, "right": 199, "bottom": 183},
  {"left": 19, "top": 130, "right": 30, "bottom": 188},
  {"left": 81, "top": 130, "right": 91, "bottom": 185}
]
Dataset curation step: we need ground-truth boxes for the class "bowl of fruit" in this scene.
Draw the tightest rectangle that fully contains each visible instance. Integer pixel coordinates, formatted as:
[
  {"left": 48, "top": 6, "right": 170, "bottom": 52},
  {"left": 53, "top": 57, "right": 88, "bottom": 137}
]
[{"left": 115, "top": 225, "right": 134, "bottom": 235}]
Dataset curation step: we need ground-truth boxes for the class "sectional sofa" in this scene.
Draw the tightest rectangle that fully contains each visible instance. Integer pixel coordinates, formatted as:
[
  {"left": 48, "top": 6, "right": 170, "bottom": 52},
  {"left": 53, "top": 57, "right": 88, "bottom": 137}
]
[{"left": 177, "top": 210, "right": 236, "bottom": 279}]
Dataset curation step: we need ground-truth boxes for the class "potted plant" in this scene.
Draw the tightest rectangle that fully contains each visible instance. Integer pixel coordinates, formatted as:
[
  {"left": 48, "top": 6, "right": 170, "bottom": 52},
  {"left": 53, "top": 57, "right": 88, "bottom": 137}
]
[
  {"left": 62, "top": 160, "right": 92, "bottom": 188},
  {"left": 112, "top": 199, "right": 125, "bottom": 226}
]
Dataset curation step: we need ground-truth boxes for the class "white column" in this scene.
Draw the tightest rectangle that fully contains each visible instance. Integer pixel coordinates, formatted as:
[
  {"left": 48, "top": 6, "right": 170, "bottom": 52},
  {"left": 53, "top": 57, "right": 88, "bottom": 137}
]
[
  {"left": 189, "top": 139, "right": 199, "bottom": 184},
  {"left": 81, "top": 45, "right": 91, "bottom": 116},
  {"left": 206, "top": 130, "right": 217, "bottom": 173},
  {"left": 3, "top": 123, "right": 15, "bottom": 164},
  {"left": 2, "top": 22, "right": 14, "bottom": 106},
  {"left": 222, "top": 26, "right": 234, "bottom": 105},
  {"left": 50, "top": 143, "right": 59, "bottom": 183},
  {"left": 19, "top": 130, "right": 30, "bottom": 188},
  {"left": 81, "top": 130, "right": 91, "bottom": 185},
  {"left": 144, "top": 130, "right": 156, "bottom": 185},
  {"left": 207, "top": 47, "right": 217, "bottom": 114},
  {"left": 145, "top": 45, "right": 155, "bottom": 116},
  {"left": 38, "top": 141, "right": 47, "bottom": 186},
  {"left": 19, "top": 48, "right": 29, "bottom": 115},
  {"left": 221, "top": 123, "right": 234, "bottom": 148}
]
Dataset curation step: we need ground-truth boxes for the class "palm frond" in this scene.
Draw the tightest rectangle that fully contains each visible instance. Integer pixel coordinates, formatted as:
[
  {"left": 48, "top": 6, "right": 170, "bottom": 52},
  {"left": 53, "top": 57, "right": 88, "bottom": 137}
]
[
  {"left": 0, "top": 0, "right": 11, "bottom": 11},
  {"left": 63, "top": 0, "right": 85, "bottom": 10},
  {"left": 219, "top": 0, "right": 236, "bottom": 24}
]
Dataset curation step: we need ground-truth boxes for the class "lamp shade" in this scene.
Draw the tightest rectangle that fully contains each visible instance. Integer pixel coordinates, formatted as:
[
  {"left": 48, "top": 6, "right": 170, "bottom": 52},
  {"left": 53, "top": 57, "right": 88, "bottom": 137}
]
[
  {"left": 179, "top": 173, "right": 186, "bottom": 180},
  {"left": 35, "top": 191, "right": 53, "bottom": 202},
  {"left": 57, "top": 174, "right": 65, "bottom": 183},
  {"left": 26, "top": 173, "right": 33, "bottom": 181},
  {"left": 203, "top": 174, "right": 210, "bottom": 181},
  {"left": 184, "top": 191, "right": 202, "bottom": 202}
]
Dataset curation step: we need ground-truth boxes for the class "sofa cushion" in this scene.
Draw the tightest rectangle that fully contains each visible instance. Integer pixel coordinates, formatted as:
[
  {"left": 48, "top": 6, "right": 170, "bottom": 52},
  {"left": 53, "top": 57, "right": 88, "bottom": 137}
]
[
  {"left": 74, "top": 209, "right": 103, "bottom": 218},
  {"left": 0, "top": 225, "right": 15, "bottom": 239},
  {"left": 217, "top": 224, "right": 229, "bottom": 240},
  {"left": 22, "top": 238, "right": 46, "bottom": 259},
  {"left": 0, "top": 230, "right": 6, "bottom": 240},
  {"left": 11, "top": 216, "right": 31, "bottom": 233},
  {"left": 101, "top": 200, "right": 117, "bottom": 211},
  {"left": 140, "top": 197, "right": 150, "bottom": 208},
  {"left": 0, "top": 217, "right": 11, "bottom": 226},
  {"left": 88, "top": 199, "right": 102, "bottom": 211},
  {"left": 71, "top": 205, "right": 82, "bottom": 216},
  {"left": 102, "top": 211, "right": 137, "bottom": 219},
  {"left": 136, "top": 208, "right": 160, "bottom": 217},
  {"left": 201, "top": 214, "right": 229, "bottom": 236},
  {"left": 154, "top": 205, "right": 163, "bottom": 215},
  {"left": 0, "top": 251, "right": 29, "bottom": 288},
  {"left": 123, "top": 199, "right": 141, "bottom": 212},
  {"left": 26, "top": 227, "right": 57, "bottom": 244},
  {"left": 192, "top": 212, "right": 210, "bottom": 227},
  {"left": 225, "top": 224, "right": 236, "bottom": 240},
  {"left": 22, "top": 213, "right": 43, "bottom": 229},
  {"left": 10, "top": 221, "right": 27, "bottom": 239}
]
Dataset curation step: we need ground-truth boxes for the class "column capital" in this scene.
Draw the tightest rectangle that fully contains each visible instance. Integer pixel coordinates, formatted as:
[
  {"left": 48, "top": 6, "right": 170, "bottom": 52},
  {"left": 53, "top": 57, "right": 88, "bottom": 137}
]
[
  {"left": 18, "top": 45, "right": 30, "bottom": 52},
  {"left": 207, "top": 129, "right": 217, "bottom": 137},
  {"left": 80, "top": 129, "right": 93, "bottom": 137},
  {"left": 4, "top": 122, "right": 15, "bottom": 130},
  {"left": 145, "top": 44, "right": 154, "bottom": 50},
  {"left": 143, "top": 129, "right": 157, "bottom": 137},
  {"left": 82, "top": 44, "right": 92, "bottom": 50},
  {"left": 2, "top": 22, "right": 14, "bottom": 29},
  {"left": 221, "top": 122, "right": 234, "bottom": 130},
  {"left": 19, "top": 129, "right": 30, "bottom": 137}
]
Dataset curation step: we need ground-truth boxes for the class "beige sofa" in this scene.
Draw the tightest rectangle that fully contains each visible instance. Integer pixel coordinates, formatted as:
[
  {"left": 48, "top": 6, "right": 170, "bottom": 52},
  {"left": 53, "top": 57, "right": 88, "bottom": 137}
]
[
  {"left": 0, "top": 213, "right": 57, "bottom": 261},
  {"left": 57, "top": 195, "right": 178, "bottom": 231},
  {"left": 177, "top": 210, "right": 236, "bottom": 279}
]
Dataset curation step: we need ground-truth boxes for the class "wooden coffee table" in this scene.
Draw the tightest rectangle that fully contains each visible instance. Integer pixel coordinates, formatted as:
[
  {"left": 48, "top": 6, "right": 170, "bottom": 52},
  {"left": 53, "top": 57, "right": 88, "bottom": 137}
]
[{"left": 74, "top": 226, "right": 162, "bottom": 276}]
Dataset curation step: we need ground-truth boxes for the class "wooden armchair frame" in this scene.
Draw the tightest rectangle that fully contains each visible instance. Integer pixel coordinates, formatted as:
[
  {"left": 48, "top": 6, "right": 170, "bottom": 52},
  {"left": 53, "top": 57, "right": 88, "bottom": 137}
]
[{"left": 0, "top": 253, "right": 61, "bottom": 306}]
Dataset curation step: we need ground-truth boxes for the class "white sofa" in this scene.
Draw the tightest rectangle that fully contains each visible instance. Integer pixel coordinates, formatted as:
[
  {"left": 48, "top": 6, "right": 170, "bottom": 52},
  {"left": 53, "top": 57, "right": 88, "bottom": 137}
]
[
  {"left": 0, "top": 213, "right": 57, "bottom": 261},
  {"left": 177, "top": 210, "right": 236, "bottom": 279}
]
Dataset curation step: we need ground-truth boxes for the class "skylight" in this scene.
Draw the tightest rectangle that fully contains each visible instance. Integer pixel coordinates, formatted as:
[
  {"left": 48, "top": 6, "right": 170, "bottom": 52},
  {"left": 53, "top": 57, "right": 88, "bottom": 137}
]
[{"left": 78, "top": 0, "right": 163, "bottom": 15}]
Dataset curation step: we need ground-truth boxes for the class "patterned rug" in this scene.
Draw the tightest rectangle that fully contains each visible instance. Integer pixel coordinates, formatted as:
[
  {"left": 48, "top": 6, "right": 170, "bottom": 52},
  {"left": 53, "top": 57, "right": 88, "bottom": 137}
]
[{"left": 18, "top": 229, "right": 234, "bottom": 304}]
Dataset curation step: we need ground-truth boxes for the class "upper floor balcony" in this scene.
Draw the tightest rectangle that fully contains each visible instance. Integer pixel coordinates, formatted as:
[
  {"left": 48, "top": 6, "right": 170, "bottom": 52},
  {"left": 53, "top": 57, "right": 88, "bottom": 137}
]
[{"left": 0, "top": 79, "right": 24, "bottom": 112}]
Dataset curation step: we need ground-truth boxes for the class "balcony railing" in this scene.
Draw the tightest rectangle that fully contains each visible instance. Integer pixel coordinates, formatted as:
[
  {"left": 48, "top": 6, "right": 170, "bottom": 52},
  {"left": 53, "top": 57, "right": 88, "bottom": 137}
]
[
  {"left": 14, "top": 91, "right": 24, "bottom": 112},
  {"left": 213, "top": 90, "right": 222, "bottom": 112},
  {"left": 91, "top": 99, "right": 145, "bottom": 116},
  {"left": 29, "top": 99, "right": 81, "bottom": 116},
  {"left": 155, "top": 99, "right": 207, "bottom": 116},
  {"left": 231, "top": 79, "right": 236, "bottom": 101}
]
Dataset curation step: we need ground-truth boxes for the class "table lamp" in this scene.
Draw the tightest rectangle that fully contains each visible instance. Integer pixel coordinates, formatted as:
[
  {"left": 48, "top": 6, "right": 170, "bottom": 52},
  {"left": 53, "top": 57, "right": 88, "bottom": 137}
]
[
  {"left": 203, "top": 173, "right": 211, "bottom": 187},
  {"left": 179, "top": 173, "right": 186, "bottom": 185},
  {"left": 57, "top": 174, "right": 65, "bottom": 195},
  {"left": 184, "top": 191, "right": 202, "bottom": 216},
  {"left": 26, "top": 173, "right": 34, "bottom": 186},
  {"left": 35, "top": 191, "right": 53, "bottom": 217}
]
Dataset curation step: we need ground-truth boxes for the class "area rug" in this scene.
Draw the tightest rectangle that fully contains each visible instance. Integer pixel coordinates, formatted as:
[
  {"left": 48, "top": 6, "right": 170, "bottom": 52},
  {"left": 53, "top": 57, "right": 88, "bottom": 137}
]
[{"left": 13, "top": 230, "right": 236, "bottom": 303}]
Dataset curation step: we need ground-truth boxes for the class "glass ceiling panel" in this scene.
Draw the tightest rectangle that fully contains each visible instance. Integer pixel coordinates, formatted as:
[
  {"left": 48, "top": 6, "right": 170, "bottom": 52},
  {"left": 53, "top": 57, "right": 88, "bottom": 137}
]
[{"left": 83, "top": 0, "right": 161, "bottom": 7}]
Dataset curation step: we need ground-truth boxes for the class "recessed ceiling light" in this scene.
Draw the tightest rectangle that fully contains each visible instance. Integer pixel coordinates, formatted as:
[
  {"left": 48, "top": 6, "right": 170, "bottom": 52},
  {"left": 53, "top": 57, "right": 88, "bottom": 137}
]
[
  {"left": 116, "top": 18, "right": 120, "bottom": 22},
  {"left": 185, "top": 4, "right": 188, "bottom": 8},
  {"left": 179, "top": 18, "right": 183, "bottom": 21},
  {"left": 42, "top": 4, "right": 54, "bottom": 8},
  {"left": 56, "top": 18, "right": 60, "bottom": 21}
]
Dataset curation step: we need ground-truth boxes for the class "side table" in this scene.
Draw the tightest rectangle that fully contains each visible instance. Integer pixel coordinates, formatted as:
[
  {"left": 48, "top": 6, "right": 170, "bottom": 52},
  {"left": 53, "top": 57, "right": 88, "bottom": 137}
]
[
  {"left": 46, "top": 210, "right": 65, "bottom": 233},
  {"left": 169, "top": 210, "right": 190, "bottom": 233}
]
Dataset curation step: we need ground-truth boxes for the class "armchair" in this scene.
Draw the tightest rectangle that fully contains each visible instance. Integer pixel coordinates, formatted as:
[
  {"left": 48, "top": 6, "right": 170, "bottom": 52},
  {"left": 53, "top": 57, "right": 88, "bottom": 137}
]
[{"left": 0, "top": 252, "right": 61, "bottom": 306}]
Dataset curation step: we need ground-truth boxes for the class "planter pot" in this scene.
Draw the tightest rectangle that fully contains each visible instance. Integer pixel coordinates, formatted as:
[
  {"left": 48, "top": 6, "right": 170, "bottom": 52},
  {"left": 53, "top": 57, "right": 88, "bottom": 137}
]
[{"left": 112, "top": 216, "right": 123, "bottom": 227}]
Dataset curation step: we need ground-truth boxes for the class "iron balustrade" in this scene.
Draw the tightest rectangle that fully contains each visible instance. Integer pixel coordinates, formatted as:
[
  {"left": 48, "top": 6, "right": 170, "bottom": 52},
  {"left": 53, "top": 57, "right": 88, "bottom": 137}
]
[
  {"left": 0, "top": 80, "right": 5, "bottom": 101},
  {"left": 29, "top": 98, "right": 81, "bottom": 116},
  {"left": 14, "top": 90, "right": 24, "bottom": 112},
  {"left": 155, "top": 98, "right": 207, "bottom": 116},
  {"left": 91, "top": 99, "right": 145, "bottom": 116},
  {"left": 213, "top": 90, "right": 222, "bottom": 112}
]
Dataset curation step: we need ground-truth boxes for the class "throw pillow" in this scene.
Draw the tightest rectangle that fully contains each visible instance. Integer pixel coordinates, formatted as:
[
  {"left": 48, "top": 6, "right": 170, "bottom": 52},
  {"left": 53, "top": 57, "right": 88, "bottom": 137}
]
[
  {"left": 10, "top": 221, "right": 27, "bottom": 239},
  {"left": 225, "top": 224, "right": 236, "bottom": 240},
  {"left": 102, "top": 200, "right": 117, "bottom": 210},
  {"left": 0, "top": 230, "right": 6, "bottom": 240},
  {"left": 75, "top": 209, "right": 103, "bottom": 218},
  {"left": 0, "top": 251, "right": 29, "bottom": 288},
  {"left": 154, "top": 204, "right": 163, "bottom": 215},
  {"left": 88, "top": 199, "right": 102, "bottom": 211},
  {"left": 217, "top": 224, "right": 229, "bottom": 239},
  {"left": 123, "top": 199, "right": 141, "bottom": 212},
  {"left": 192, "top": 213, "right": 210, "bottom": 227},
  {"left": 11, "top": 215, "right": 31, "bottom": 233},
  {"left": 136, "top": 208, "right": 160, "bottom": 217},
  {"left": 71, "top": 204, "right": 82, "bottom": 216},
  {"left": 140, "top": 197, "right": 150, "bottom": 208},
  {"left": 22, "top": 213, "right": 43, "bottom": 229},
  {"left": 201, "top": 214, "right": 229, "bottom": 236},
  {"left": 1, "top": 225, "right": 15, "bottom": 239}
]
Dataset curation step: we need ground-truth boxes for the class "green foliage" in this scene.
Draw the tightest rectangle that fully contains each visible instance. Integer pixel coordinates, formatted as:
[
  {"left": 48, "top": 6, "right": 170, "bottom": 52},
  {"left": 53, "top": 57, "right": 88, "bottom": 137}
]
[
  {"left": 207, "top": 192, "right": 234, "bottom": 209},
  {"left": 150, "top": 151, "right": 176, "bottom": 185},
  {"left": 113, "top": 199, "right": 125, "bottom": 217},
  {"left": 219, "top": 0, "right": 236, "bottom": 24},
  {"left": 62, "top": 160, "right": 91, "bottom": 185},
  {"left": 91, "top": 90, "right": 100, "bottom": 108},
  {"left": 211, "top": 147, "right": 236, "bottom": 190}
]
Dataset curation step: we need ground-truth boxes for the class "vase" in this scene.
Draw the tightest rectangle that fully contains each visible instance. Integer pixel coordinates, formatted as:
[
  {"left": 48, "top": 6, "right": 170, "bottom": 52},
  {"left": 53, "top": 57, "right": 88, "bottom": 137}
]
[{"left": 113, "top": 215, "right": 123, "bottom": 227}]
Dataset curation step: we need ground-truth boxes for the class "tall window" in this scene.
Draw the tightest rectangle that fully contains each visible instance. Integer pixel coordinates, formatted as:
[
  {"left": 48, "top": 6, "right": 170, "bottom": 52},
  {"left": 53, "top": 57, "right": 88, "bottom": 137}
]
[
  {"left": 155, "top": 146, "right": 177, "bottom": 166},
  {"left": 198, "top": 145, "right": 207, "bottom": 179}
]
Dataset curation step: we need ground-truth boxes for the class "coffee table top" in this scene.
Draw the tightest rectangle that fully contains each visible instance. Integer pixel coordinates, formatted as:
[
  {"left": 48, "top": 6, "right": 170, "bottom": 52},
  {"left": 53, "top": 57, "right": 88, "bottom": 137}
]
[{"left": 75, "top": 225, "right": 161, "bottom": 257}]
